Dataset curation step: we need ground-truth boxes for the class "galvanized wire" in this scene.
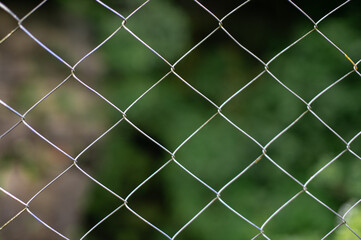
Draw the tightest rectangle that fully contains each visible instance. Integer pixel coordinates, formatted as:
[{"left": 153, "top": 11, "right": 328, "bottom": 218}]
[{"left": 0, "top": 0, "right": 360, "bottom": 239}]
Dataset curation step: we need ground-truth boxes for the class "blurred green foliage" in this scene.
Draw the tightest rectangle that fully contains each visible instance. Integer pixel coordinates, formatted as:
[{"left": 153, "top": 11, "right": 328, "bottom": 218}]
[
  {"left": 335, "top": 203, "right": 361, "bottom": 240},
  {"left": 57, "top": 0, "right": 361, "bottom": 239}
]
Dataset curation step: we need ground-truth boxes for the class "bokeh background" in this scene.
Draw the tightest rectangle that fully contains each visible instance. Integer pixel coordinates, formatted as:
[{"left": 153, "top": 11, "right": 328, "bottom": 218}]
[{"left": 0, "top": 0, "right": 361, "bottom": 239}]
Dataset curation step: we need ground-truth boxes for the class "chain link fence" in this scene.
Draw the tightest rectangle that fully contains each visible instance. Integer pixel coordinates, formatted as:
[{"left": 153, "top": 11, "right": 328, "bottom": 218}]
[{"left": 0, "top": 0, "right": 361, "bottom": 239}]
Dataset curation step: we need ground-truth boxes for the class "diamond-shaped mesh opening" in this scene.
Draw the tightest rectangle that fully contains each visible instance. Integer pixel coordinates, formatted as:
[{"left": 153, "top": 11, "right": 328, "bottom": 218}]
[
  {"left": 290, "top": 0, "right": 354, "bottom": 21},
  {"left": 175, "top": 29, "right": 264, "bottom": 105},
  {"left": 333, "top": 201, "right": 361, "bottom": 239},
  {"left": 24, "top": 77, "right": 121, "bottom": 156},
  {"left": 73, "top": 27, "right": 171, "bottom": 110},
  {"left": 28, "top": 166, "right": 89, "bottom": 239},
  {"left": 0, "top": 123, "right": 73, "bottom": 201},
  {"left": 176, "top": 0, "right": 219, "bottom": 42},
  {"left": 122, "top": 0, "right": 191, "bottom": 63},
  {"left": 77, "top": 120, "right": 170, "bottom": 197},
  {"left": 307, "top": 152, "right": 361, "bottom": 207},
  {"left": 125, "top": 73, "right": 217, "bottom": 151},
  {"left": 0, "top": 209, "right": 64, "bottom": 240},
  {"left": 85, "top": 205, "right": 165, "bottom": 240},
  {"left": 82, "top": 183, "right": 124, "bottom": 239},
  {"left": 221, "top": 73, "right": 306, "bottom": 146},
  {"left": 269, "top": 30, "right": 354, "bottom": 101},
  {"left": 266, "top": 113, "right": 346, "bottom": 182},
  {"left": 316, "top": 8, "right": 361, "bottom": 60},
  {"left": 126, "top": 162, "right": 215, "bottom": 237},
  {"left": 332, "top": 223, "right": 361, "bottom": 240},
  {"left": 221, "top": 0, "right": 307, "bottom": 60},
  {"left": 262, "top": 193, "right": 338, "bottom": 239},
  {"left": 0, "top": 29, "right": 70, "bottom": 112},
  {"left": 175, "top": 114, "right": 261, "bottom": 189},
  {"left": 312, "top": 71, "right": 361, "bottom": 141},
  {"left": 220, "top": 158, "right": 302, "bottom": 227},
  {"left": 19, "top": 0, "right": 123, "bottom": 65},
  {"left": 176, "top": 200, "right": 260, "bottom": 240}
]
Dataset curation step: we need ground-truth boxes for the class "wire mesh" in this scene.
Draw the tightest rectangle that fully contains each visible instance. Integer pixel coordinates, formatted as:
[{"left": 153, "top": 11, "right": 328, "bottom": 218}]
[{"left": 0, "top": 0, "right": 360, "bottom": 239}]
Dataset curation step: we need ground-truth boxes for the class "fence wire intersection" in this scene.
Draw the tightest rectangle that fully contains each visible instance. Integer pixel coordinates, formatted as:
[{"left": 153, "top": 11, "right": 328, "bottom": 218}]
[{"left": 0, "top": 0, "right": 360, "bottom": 239}]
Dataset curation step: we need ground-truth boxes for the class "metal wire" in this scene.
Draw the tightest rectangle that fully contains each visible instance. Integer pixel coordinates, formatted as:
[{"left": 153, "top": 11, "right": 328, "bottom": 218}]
[{"left": 0, "top": 0, "right": 360, "bottom": 239}]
